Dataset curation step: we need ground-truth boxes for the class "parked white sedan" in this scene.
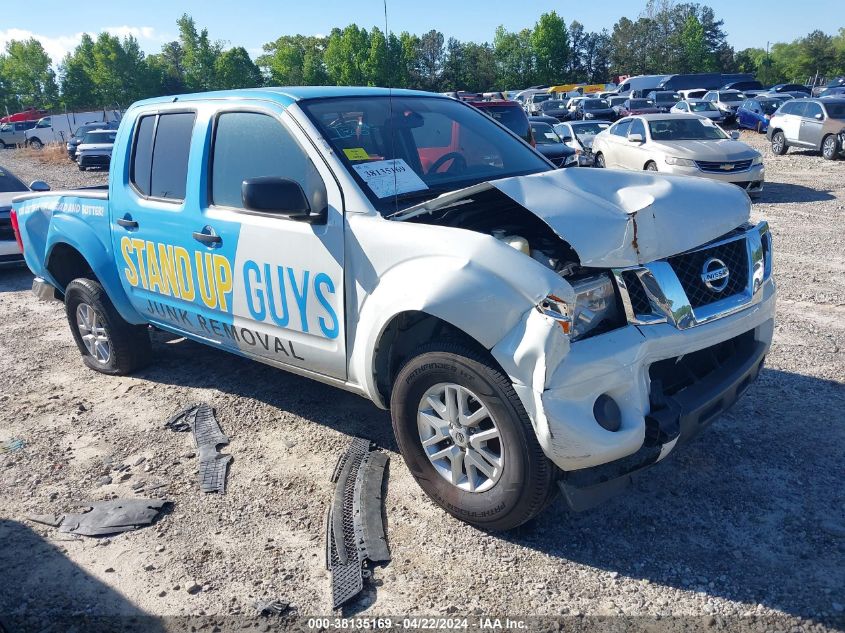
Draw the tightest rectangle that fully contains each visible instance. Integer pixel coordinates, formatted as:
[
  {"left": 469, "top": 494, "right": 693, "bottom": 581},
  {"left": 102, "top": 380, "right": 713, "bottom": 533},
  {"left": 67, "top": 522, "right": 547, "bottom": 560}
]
[{"left": 592, "top": 114, "right": 765, "bottom": 196}]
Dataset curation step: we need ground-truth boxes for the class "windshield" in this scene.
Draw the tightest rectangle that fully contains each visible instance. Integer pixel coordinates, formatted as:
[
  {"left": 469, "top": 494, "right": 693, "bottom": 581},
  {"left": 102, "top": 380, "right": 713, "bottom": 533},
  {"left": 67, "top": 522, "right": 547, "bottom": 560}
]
[
  {"left": 82, "top": 131, "right": 117, "bottom": 144},
  {"left": 539, "top": 100, "right": 565, "bottom": 111},
  {"left": 825, "top": 103, "right": 845, "bottom": 119},
  {"left": 583, "top": 99, "right": 609, "bottom": 110},
  {"left": 0, "top": 167, "right": 28, "bottom": 193},
  {"left": 476, "top": 104, "right": 530, "bottom": 142},
  {"left": 571, "top": 122, "right": 609, "bottom": 138},
  {"left": 648, "top": 118, "right": 729, "bottom": 141},
  {"left": 629, "top": 99, "right": 654, "bottom": 109},
  {"left": 653, "top": 93, "right": 680, "bottom": 103},
  {"left": 532, "top": 94, "right": 553, "bottom": 104},
  {"left": 719, "top": 92, "right": 745, "bottom": 102},
  {"left": 689, "top": 102, "right": 717, "bottom": 112},
  {"left": 530, "top": 122, "right": 561, "bottom": 145},
  {"left": 301, "top": 96, "right": 550, "bottom": 214}
]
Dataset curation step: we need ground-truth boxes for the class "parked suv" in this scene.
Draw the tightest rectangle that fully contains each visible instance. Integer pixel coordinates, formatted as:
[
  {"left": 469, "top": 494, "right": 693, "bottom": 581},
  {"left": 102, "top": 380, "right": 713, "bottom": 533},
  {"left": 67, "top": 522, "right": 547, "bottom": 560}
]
[
  {"left": 470, "top": 100, "right": 533, "bottom": 143},
  {"left": 767, "top": 98, "right": 845, "bottom": 160},
  {"left": 0, "top": 121, "right": 37, "bottom": 148}
]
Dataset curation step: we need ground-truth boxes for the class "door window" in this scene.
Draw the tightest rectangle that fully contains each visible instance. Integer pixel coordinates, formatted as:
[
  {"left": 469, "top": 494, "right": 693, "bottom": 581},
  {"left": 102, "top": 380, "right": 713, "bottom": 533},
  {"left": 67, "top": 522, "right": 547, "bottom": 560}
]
[
  {"left": 130, "top": 112, "right": 196, "bottom": 201},
  {"left": 803, "top": 102, "right": 823, "bottom": 120},
  {"left": 211, "top": 111, "right": 327, "bottom": 214},
  {"left": 611, "top": 119, "right": 632, "bottom": 137},
  {"left": 628, "top": 119, "right": 645, "bottom": 138}
]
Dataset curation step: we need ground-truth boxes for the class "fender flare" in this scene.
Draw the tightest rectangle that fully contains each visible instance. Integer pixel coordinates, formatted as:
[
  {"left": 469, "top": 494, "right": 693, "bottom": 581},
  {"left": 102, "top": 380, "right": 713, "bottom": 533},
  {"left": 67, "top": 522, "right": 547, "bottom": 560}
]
[
  {"left": 45, "top": 215, "right": 145, "bottom": 325},
  {"left": 348, "top": 254, "right": 564, "bottom": 407}
]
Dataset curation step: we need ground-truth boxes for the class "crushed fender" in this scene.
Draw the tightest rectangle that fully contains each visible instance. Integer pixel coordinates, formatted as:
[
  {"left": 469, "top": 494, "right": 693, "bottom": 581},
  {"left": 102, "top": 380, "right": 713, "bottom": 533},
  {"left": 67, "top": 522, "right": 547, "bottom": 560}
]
[
  {"left": 166, "top": 403, "right": 232, "bottom": 494},
  {"left": 28, "top": 498, "right": 169, "bottom": 536},
  {"left": 326, "top": 437, "right": 390, "bottom": 609}
]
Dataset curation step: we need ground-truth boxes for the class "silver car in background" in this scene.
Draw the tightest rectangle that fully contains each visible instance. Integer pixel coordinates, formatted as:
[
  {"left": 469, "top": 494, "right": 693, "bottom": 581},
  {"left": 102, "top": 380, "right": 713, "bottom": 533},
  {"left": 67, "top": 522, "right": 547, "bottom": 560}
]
[
  {"left": 702, "top": 90, "right": 746, "bottom": 122},
  {"left": 591, "top": 114, "right": 764, "bottom": 196},
  {"left": 554, "top": 120, "right": 610, "bottom": 166},
  {"left": 767, "top": 97, "right": 845, "bottom": 160},
  {"left": 670, "top": 99, "right": 725, "bottom": 122},
  {"left": 76, "top": 129, "right": 117, "bottom": 171}
]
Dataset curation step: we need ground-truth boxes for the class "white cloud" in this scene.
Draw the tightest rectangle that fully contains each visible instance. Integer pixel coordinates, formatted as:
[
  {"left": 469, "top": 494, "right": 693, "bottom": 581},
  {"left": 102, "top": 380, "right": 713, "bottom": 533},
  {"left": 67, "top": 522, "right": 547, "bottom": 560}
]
[{"left": 0, "top": 26, "right": 163, "bottom": 65}]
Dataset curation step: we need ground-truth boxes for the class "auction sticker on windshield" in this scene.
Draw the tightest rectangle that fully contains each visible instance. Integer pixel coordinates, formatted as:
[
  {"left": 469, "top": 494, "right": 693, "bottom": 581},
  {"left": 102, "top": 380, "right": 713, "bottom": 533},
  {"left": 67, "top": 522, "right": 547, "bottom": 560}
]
[{"left": 352, "top": 159, "right": 428, "bottom": 198}]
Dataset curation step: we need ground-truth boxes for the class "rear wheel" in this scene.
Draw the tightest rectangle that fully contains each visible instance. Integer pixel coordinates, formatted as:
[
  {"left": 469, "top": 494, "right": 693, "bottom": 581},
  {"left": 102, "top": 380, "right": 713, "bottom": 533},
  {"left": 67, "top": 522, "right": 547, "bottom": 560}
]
[
  {"left": 64, "top": 278, "right": 152, "bottom": 375},
  {"left": 28, "top": 138, "right": 43, "bottom": 150},
  {"left": 594, "top": 152, "right": 606, "bottom": 168},
  {"left": 822, "top": 134, "right": 838, "bottom": 160},
  {"left": 390, "top": 342, "right": 558, "bottom": 531},
  {"left": 771, "top": 131, "right": 787, "bottom": 155}
]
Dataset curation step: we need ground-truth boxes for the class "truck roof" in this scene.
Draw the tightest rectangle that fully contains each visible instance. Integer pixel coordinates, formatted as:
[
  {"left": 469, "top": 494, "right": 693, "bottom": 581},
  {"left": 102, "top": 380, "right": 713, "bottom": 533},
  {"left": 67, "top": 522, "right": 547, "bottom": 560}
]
[{"left": 130, "top": 86, "right": 442, "bottom": 110}]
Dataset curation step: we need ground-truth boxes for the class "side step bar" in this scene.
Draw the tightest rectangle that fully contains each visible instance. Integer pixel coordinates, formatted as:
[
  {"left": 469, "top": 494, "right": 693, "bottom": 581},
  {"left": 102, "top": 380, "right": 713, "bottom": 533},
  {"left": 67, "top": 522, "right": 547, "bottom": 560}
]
[{"left": 326, "top": 438, "right": 390, "bottom": 609}]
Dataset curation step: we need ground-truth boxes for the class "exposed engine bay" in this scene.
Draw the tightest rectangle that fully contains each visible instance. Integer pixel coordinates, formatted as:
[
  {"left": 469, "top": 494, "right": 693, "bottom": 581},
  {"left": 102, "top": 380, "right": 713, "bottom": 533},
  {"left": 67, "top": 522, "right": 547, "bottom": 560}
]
[{"left": 403, "top": 188, "right": 584, "bottom": 278}]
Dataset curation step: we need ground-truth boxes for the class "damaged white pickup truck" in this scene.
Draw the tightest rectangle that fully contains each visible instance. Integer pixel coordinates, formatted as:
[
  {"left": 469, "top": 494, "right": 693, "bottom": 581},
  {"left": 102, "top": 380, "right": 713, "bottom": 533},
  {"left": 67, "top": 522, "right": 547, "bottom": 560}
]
[{"left": 13, "top": 87, "right": 775, "bottom": 530}]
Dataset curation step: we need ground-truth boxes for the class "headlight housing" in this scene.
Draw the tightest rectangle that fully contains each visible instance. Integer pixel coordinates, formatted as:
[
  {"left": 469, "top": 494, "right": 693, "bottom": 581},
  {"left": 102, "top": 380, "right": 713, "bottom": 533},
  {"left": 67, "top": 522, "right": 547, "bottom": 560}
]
[
  {"left": 665, "top": 156, "right": 697, "bottom": 167},
  {"left": 563, "top": 153, "right": 578, "bottom": 167},
  {"left": 541, "top": 274, "right": 621, "bottom": 341},
  {"left": 584, "top": 112, "right": 595, "bottom": 119},
  {"left": 751, "top": 154, "right": 763, "bottom": 165}
]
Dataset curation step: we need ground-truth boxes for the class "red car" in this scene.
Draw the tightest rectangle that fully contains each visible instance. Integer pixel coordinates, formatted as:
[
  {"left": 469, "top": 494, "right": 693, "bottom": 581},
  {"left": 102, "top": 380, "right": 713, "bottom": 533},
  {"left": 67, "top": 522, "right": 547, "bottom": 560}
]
[
  {"left": 617, "top": 98, "right": 661, "bottom": 117},
  {"left": 0, "top": 107, "right": 47, "bottom": 124}
]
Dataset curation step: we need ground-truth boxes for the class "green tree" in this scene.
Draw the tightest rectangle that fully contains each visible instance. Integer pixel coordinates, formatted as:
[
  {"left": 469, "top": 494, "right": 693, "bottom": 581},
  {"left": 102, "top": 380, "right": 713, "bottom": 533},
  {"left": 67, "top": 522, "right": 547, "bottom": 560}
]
[
  {"left": 418, "top": 30, "right": 444, "bottom": 90},
  {"left": 493, "top": 26, "right": 535, "bottom": 89},
  {"left": 0, "top": 38, "right": 59, "bottom": 110},
  {"left": 365, "top": 27, "right": 390, "bottom": 86},
  {"left": 147, "top": 41, "right": 187, "bottom": 94},
  {"left": 215, "top": 47, "right": 262, "bottom": 89},
  {"left": 178, "top": 14, "right": 222, "bottom": 91},
  {"left": 531, "top": 12, "right": 569, "bottom": 84},
  {"left": 679, "top": 15, "right": 707, "bottom": 72},
  {"left": 59, "top": 34, "right": 97, "bottom": 109},
  {"left": 324, "top": 25, "right": 369, "bottom": 85},
  {"left": 441, "top": 37, "right": 465, "bottom": 91}
]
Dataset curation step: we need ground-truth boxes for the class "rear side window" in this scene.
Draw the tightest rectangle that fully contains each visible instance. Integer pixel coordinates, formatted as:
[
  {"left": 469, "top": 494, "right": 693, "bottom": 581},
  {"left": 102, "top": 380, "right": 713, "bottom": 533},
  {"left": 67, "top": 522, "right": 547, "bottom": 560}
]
[
  {"left": 629, "top": 119, "right": 645, "bottom": 137},
  {"left": 803, "top": 102, "right": 823, "bottom": 119},
  {"left": 130, "top": 112, "right": 196, "bottom": 201},
  {"left": 211, "top": 111, "right": 326, "bottom": 212}
]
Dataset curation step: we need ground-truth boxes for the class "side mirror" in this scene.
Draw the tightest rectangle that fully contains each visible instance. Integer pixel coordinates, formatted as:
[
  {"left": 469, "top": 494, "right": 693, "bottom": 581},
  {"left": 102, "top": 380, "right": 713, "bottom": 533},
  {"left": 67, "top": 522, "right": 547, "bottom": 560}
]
[
  {"left": 730, "top": 131, "right": 740, "bottom": 140},
  {"left": 242, "top": 177, "right": 311, "bottom": 220},
  {"left": 29, "top": 180, "right": 50, "bottom": 192},
  {"left": 562, "top": 135, "right": 573, "bottom": 142},
  {"left": 628, "top": 133, "right": 644, "bottom": 143},
  {"left": 815, "top": 113, "right": 823, "bottom": 120}
]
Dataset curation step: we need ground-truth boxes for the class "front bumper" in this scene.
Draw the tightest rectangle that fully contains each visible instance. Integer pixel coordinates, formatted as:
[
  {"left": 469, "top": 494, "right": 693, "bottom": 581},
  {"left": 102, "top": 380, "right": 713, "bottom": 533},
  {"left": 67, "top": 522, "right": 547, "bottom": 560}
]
[
  {"left": 78, "top": 153, "right": 111, "bottom": 168},
  {"left": 509, "top": 222, "right": 776, "bottom": 508}
]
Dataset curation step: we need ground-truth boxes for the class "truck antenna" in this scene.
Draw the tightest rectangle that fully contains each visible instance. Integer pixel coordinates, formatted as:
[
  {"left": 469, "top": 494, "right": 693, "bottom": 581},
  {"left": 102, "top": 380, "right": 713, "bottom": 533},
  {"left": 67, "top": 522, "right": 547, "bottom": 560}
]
[{"left": 385, "top": 0, "right": 399, "bottom": 216}]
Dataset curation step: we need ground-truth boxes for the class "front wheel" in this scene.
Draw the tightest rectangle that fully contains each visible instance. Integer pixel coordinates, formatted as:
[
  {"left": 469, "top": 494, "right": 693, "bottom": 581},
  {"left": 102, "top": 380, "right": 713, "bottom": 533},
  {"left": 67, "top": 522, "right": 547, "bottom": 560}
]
[
  {"left": 644, "top": 161, "right": 658, "bottom": 171},
  {"left": 822, "top": 134, "right": 838, "bottom": 160},
  {"left": 594, "top": 152, "right": 606, "bottom": 168},
  {"left": 390, "top": 342, "right": 558, "bottom": 531},
  {"left": 64, "top": 278, "right": 152, "bottom": 375},
  {"left": 771, "top": 131, "right": 787, "bottom": 155}
]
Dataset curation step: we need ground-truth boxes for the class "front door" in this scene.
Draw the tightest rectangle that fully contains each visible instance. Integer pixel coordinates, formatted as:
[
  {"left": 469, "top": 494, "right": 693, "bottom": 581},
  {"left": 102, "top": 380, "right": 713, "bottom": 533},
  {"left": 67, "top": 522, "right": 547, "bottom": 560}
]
[{"left": 799, "top": 102, "right": 824, "bottom": 148}]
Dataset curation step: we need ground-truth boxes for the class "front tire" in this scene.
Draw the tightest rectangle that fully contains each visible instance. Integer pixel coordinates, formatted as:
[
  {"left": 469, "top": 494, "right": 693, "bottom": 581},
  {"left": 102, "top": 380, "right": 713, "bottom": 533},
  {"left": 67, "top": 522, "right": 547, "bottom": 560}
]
[
  {"left": 822, "top": 134, "right": 838, "bottom": 160},
  {"left": 594, "top": 152, "right": 606, "bottom": 168},
  {"left": 645, "top": 161, "right": 658, "bottom": 171},
  {"left": 771, "top": 131, "right": 787, "bottom": 155},
  {"left": 64, "top": 278, "right": 152, "bottom": 375},
  {"left": 390, "top": 342, "right": 557, "bottom": 531}
]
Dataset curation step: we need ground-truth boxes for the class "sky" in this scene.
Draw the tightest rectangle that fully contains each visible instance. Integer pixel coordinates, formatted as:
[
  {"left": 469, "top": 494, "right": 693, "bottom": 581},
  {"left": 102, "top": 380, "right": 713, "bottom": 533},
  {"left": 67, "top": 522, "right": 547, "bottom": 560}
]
[{"left": 1, "top": 0, "right": 843, "bottom": 65}]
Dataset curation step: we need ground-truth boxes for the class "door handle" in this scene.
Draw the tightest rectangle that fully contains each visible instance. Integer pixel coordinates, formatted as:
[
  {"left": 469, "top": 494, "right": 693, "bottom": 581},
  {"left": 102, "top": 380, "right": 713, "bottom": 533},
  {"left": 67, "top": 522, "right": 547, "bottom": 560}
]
[
  {"left": 116, "top": 217, "right": 138, "bottom": 229},
  {"left": 192, "top": 231, "right": 222, "bottom": 245}
]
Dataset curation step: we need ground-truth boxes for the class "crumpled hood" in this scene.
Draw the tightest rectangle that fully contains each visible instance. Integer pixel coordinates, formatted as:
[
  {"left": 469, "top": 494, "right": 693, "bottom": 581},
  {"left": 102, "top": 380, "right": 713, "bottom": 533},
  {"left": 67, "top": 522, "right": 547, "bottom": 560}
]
[{"left": 397, "top": 168, "right": 750, "bottom": 267}]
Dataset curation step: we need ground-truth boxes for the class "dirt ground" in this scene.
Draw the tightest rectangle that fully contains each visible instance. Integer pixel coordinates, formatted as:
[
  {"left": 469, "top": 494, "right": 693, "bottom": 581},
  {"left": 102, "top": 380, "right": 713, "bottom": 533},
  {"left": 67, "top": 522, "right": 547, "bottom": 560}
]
[{"left": 0, "top": 130, "right": 843, "bottom": 632}]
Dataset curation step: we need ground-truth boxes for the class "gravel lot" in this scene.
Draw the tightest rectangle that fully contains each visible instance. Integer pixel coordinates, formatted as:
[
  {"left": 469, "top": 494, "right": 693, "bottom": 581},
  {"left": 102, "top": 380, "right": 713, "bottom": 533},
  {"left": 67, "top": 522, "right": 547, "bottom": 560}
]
[{"left": 0, "top": 133, "right": 843, "bottom": 632}]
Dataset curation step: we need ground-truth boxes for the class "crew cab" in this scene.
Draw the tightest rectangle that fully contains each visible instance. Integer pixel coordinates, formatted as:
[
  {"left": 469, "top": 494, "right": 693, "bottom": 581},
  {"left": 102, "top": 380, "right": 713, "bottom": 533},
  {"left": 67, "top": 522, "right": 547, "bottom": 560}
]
[{"left": 12, "top": 87, "right": 776, "bottom": 530}]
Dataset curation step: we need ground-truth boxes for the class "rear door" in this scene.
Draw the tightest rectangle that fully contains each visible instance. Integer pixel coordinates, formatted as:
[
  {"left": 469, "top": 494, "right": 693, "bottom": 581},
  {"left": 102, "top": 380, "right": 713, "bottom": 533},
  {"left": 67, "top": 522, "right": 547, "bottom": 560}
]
[
  {"left": 781, "top": 101, "right": 806, "bottom": 143},
  {"left": 799, "top": 101, "right": 824, "bottom": 148},
  {"left": 604, "top": 118, "right": 632, "bottom": 167}
]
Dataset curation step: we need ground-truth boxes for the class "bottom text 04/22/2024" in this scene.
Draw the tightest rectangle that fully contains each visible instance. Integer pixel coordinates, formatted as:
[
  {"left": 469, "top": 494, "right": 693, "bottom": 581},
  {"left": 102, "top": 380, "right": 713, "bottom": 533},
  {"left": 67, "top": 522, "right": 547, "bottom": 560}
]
[{"left": 305, "top": 617, "right": 528, "bottom": 630}]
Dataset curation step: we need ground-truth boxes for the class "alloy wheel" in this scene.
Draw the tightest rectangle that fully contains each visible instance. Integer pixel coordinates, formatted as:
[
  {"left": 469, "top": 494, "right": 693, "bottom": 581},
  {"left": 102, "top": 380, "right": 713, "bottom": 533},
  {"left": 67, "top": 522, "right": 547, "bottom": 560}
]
[
  {"left": 417, "top": 383, "right": 504, "bottom": 493},
  {"left": 76, "top": 303, "right": 111, "bottom": 363}
]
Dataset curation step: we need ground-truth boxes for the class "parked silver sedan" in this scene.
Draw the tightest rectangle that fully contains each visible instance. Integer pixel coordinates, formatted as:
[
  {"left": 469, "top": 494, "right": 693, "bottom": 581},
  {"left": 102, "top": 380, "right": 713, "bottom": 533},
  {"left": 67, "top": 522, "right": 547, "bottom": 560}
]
[
  {"left": 591, "top": 114, "right": 764, "bottom": 196},
  {"left": 670, "top": 99, "right": 725, "bottom": 122}
]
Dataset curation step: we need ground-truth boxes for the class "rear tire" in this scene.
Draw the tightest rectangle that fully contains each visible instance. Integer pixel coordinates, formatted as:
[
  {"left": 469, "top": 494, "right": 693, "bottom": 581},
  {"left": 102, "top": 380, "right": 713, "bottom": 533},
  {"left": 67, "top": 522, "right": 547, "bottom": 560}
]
[
  {"left": 64, "top": 278, "right": 152, "bottom": 375},
  {"left": 390, "top": 342, "right": 558, "bottom": 531},
  {"left": 771, "top": 130, "right": 787, "bottom": 155},
  {"left": 822, "top": 134, "right": 838, "bottom": 160},
  {"left": 28, "top": 138, "right": 43, "bottom": 150}
]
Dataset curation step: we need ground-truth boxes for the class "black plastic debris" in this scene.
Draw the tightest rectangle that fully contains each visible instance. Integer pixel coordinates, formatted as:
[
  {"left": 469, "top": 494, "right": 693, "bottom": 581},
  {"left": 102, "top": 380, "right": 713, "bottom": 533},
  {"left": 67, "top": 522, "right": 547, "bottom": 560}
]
[
  {"left": 29, "top": 499, "right": 169, "bottom": 537},
  {"left": 165, "top": 403, "right": 232, "bottom": 494},
  {"left": 326, "top": 437, "right": 390, "bottom": 609},
  {"left": 253, "top": 598, "right": 292, "bottom": 616}
]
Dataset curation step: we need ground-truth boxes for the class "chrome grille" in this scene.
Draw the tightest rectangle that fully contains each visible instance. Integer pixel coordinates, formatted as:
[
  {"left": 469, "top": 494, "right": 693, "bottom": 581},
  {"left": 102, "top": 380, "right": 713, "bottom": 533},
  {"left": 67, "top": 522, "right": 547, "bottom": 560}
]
[
  {"left": 695, "top": 159, "right": 753, "bottom": 173},
  {"left": 668, "top": 238, "right": 748, "bottom": 309},
  {"left": 621, "top": 271, "right": 651, "bottom": 315}
]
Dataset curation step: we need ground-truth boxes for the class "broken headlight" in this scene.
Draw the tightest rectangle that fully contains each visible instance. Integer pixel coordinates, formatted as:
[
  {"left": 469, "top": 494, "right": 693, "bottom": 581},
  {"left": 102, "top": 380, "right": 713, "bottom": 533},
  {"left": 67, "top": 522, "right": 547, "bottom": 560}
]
[{"left": 568, "top": 274, "right": 621, "bottom": 341}]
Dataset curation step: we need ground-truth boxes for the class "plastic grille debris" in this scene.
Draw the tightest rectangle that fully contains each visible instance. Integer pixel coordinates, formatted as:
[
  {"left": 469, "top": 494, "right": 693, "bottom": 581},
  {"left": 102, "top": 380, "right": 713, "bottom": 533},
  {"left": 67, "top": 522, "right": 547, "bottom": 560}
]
[
  {"left": 26, "top": 499, "right": 168, "bottom": 536},
  {"left": 253, "top": 598, "right": 292, "bottom": 616},
  {"left": 165, "top": 404, "right": 232, "bottom": 494},
  {"left": 326, "top": 438, "right": 390, "bottom": 609}
]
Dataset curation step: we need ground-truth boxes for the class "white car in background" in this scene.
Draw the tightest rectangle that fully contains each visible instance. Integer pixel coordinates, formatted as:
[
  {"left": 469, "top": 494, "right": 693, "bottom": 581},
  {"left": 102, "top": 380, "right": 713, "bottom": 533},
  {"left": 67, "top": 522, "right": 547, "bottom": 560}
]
[
  {"left": 592, "top": 114, "right": 764, "bottom": 196},
  {"left": 670, "top": 99, "right": 725, "bottom": 122},
  {"left": 554, "top": 120, "right": 610, "bottom": 166}
]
